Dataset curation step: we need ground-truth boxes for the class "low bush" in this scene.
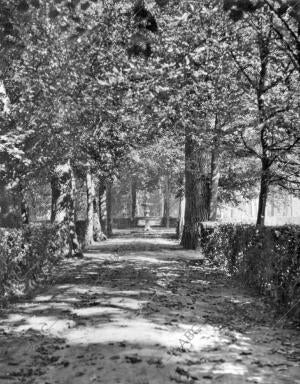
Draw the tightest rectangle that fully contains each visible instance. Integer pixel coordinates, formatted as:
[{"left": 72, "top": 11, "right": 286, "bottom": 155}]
[
  {"left": 201, "top": 223, "right": 300, "bottom": 319},
  {"left": 0, "top": 223, "right": 66, "bottom": 302}
]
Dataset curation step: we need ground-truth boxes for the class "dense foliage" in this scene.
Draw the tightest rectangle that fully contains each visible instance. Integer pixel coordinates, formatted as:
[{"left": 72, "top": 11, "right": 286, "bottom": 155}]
[
  {"left": 0, "top": 224, "right": 67, "bottom": 303},
  {"left": 201, "top": 222, "right": 300, "bottom": 319},
  {"left": 0, "top": 1, "right": 299, "bottom": 250}
]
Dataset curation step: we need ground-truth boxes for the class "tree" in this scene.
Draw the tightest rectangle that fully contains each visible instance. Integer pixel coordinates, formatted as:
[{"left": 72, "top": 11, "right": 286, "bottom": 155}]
[
  {"left": 84, "top": 165, "right": 94, "bottom": 246},
  {"left": 106, "top": 180, "right": 113, "bottom": 236},
  {"left": 181, "top": 129, "right": 210, "bottom": 248},
  {"left": 150, "top": 0, "right": 245, "bottom": 247},
  {"left": 51, "top": 161, "right": 83, "bottom": 257},
  {"left": 224, "top": 0, "right": 300, "bottom": 73},
  {"left": 228, "top": 7, "right": 300, "bottom": 225},
  {"left": 0, "top": 1, "right": 102, "bottom": 252},
  {"left": 2, "top": 0, "right": 299, "bottom": 252},
  {"left": 2, "top": 0, "right": 136, "bottom": 246}
]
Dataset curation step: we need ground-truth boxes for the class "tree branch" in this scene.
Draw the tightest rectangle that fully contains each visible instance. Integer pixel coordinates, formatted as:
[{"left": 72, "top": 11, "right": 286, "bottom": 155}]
[
  {"left": 230, "top": 50, "right": 256, "bottom": 88},
  {"left": 240, "top": 131, "right": 261, "bottom": 158},
  {"left": 265, "top": 0, "right": 299, "bottom": 44},
  {"left": 271, "top": 25, "right": 300, "bottom": 71}
]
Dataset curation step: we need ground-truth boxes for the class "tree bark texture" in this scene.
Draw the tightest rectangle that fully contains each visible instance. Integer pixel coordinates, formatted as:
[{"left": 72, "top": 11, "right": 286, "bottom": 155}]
[
  {"left": 131, "top": 178, "right": 137, "bottom": 222},
  {"left": 17, "top": 181, "right": 30, "bottom": 225},
  {"left": 0, "top": 80, "right": 10, "bottom": 114},
  {"left": 93, "top": 182, "right": 105, "bottom": 241},
  {"left": 209, "top": 115, "right": 220, "bottom": 221},
  {"left": 106, "top": 181, "right": 113, "bottom": 237},
  {"left": 20, "top": 194, "right": 29, "bottom": 225},
  {"left": 69, "top": 165, "right": 83, "bottom": 257},
  {"left": 181, "top": 130, "right": 210, "bottom": 249},
  {"left": 51, "top": 162, "right": 83, "bottom": 257},
  {"left": 163, "top": 175, "right": 170, "bottom": 228},
  {"left": 255, "top": 32, "right": 271, "bottom": 226},
  {"left": 51, "top": 164, "right": 70, "bottom": 225},
  {"left": 85, "top": 165, "right": 94, "bottom": 247},
  {"left": 98, "top": 180, "right": 106, "bottom": 231},
  {"left": 256, "top": 161, "right": 270, "bottom": 226},
  {"left": 0, "top": 182, "right": 21, "bottom": 228},
  {"left": 209, "top": 144, "right": 220, "bottom": 221},
  {"left": 177, "top": 196, "right": 185, "bottom": 240}
]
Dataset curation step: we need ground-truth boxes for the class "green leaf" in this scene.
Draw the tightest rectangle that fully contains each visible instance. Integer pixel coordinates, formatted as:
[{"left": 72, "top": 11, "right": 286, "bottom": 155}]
[
  {"left": 17, "top": 0, "right": 30, "bottom": 12},
  {"left": 49, "top": 6, "right": 60, "bottom": 19}
]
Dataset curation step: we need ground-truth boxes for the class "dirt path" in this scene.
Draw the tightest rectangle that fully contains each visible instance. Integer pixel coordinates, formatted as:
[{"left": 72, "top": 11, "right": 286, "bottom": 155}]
[{"left": 0, "top": 233, "right": 299, "bottom": 384}]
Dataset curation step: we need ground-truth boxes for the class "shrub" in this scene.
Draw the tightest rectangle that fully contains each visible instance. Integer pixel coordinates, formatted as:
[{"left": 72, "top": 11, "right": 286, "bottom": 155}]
[
  {"left": 201, "top": 223, "right": 300, "bottom": 319},
  {"left": 0, "top": 223, "right": 66, "bottom": 302}
]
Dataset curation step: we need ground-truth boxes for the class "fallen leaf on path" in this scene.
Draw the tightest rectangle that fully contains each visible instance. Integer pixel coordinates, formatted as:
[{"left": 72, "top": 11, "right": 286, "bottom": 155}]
[{"left": 125, "top": 355, "right": 142, "bottom": 364}]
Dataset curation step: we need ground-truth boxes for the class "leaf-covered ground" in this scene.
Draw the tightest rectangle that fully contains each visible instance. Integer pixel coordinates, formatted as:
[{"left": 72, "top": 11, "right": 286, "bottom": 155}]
[{"left": 0, "top": 230, "right": 299, "bottom": 384}]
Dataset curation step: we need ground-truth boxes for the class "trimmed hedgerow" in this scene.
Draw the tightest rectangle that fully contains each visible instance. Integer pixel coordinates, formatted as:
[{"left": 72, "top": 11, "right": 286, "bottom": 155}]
[
  {"left": 0, "top": 224, "right": 66, "bottom": 302},
  {"left": 201, "top": 223, "right": 300, "bottom": 319}
]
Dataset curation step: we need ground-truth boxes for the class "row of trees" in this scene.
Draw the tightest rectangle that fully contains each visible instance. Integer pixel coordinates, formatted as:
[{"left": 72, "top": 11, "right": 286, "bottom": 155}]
[{"left": 0, "top": 0, "right": 299, "bottom": 251}]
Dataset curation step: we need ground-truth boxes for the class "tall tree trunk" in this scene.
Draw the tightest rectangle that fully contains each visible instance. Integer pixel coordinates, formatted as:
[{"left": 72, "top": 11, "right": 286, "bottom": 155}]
[
  {"left": 51, "top": 164, "right": 70, "bottom": 224},
  {"left": 163, "top": 175, "right": 170, "bottom": 228},
  {"left": 0, "top": 80, "right": 10, "bottom": 114},
  {"left": 85, "top": 165, "right": 94, "bottom": 247},
  {"left": 297, "top": 21, "right": 300, "bottom": 72},
  {"left": 181, "top": 130, "right": 210, "bottom": 249},
  {"left": 0, "top": 182, "right": 6, "bottom": 227},
  {"left": 93, "top": 182, "right": 105, "bottom": 241},
  {"left": 106, "top": 181, "right": 113, "bottom": 237},
  {"left": 18, "top": 181, "right": 29, "bottom": 225},
  {"left": 209, "top": 115, "right": 220, "bottom": 221},
  {"left": 98, "top": 181, "right": 106, "bottom": 232},
  {"left": 51, "top": 175, "right": 60, "bottom": 224},
  {"left": 69, "top": 165, "right": 83, "bottom": 257},
  {"left": 21, "top": 198, "right": 29, "bottom": 225},
  {"left": 160, "top": 184, "right": 164, "bottom": 217},
  {"left": 256, "top": 33, "right": 271, "bottom": 227},
  {"left": 51, "top": 163, "right": 71, "bottom": 257},
  {"left": 177, "top": 195, "right": 185, "bottom": 240},
  {"left": 131, "top": 178, "right": 137, "bottom": 223},
  {"left": 0, "top": 181, "right": 20, "bottom": 228},
  {"left": 51, "top": 162, "right": 82, "bottom": 257},
  {"left": 256, "top": 161, "right": 270, "bottom": 226},
  {"left": 209, "top": 145, "right": 220, "bottom": 221}
]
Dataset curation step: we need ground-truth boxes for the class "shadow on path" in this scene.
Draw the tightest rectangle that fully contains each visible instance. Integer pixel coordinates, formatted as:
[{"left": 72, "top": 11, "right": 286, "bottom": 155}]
[{"left": 0, "top": 232, "right": 299, "bottom": 384}]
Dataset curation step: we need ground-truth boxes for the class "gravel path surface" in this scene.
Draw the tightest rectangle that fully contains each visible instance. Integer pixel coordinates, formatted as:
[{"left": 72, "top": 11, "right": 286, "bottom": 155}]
[{"left": 0, "top": 234, "right": 299, "bottom": 384}]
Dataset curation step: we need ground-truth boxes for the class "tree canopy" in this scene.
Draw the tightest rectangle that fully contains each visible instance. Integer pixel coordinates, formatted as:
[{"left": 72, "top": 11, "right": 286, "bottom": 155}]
[{"left": 0, "top": 0, "right": 299, "bottom": 248}]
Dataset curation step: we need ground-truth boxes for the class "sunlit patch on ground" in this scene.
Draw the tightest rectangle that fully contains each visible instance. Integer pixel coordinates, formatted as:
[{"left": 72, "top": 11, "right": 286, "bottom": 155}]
[
  {"left": 213, "top": 362, "right": 248, "bottom": 375},
  {"left": 63, "top": 320, "right": 229, "bottom": 351},
  {"left": 0, "top": 233, "right": 299, "bottom": 384},
  {"left": 33, "top": 295, "right": 53, "bottom": 302}
]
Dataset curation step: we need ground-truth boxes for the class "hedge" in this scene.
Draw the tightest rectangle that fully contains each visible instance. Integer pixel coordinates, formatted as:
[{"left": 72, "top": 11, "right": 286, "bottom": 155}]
[
  {"left": 201, "top": 223, "right": 300, "bottom": 319},
  {"left": 0, "top": 224, "right": 66, "bottom": 302}
]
